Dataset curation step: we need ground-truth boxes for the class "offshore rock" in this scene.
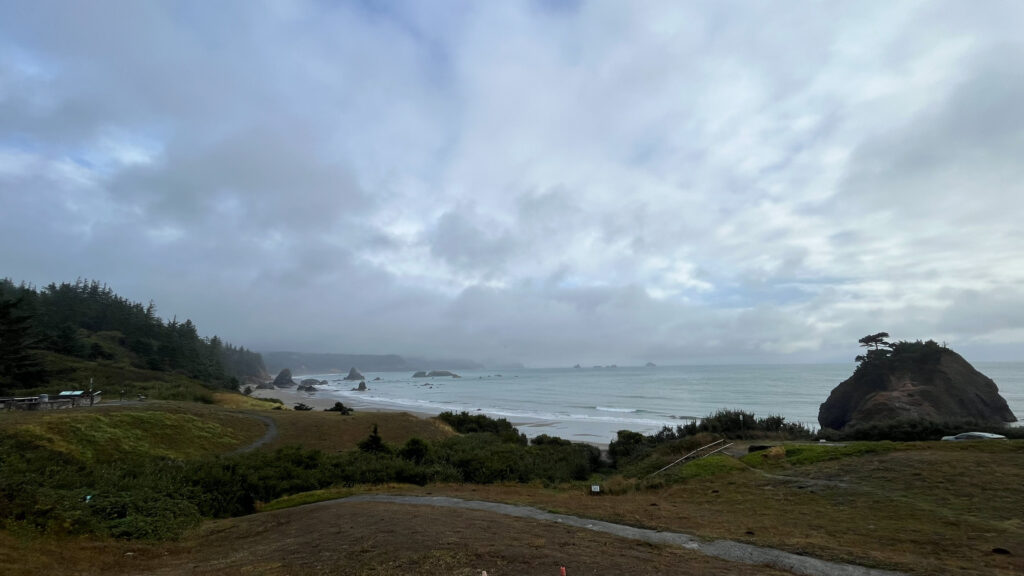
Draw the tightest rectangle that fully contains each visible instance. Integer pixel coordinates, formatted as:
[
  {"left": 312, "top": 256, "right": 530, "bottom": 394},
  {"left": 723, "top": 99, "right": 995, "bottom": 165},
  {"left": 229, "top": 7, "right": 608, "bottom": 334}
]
[
  {"left": 273, "top": 368, "right": 295, "bottom": 388},
  {"left": 819, "top": 342, "right": 1016, "bottom": 430},
  {"left": 343, "top": 367, "right": 365, "bottom": 381}
]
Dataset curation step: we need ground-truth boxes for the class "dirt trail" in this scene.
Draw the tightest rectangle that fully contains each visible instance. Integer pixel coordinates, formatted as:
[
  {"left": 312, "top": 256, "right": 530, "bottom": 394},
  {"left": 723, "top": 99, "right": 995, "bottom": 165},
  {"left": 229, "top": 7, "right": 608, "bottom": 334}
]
[
  {"left": 333, "top": 495, "right": 905, "bottom": 576},
  {"left": 228, "top": 413, "right": 277, "bottom": 453}
]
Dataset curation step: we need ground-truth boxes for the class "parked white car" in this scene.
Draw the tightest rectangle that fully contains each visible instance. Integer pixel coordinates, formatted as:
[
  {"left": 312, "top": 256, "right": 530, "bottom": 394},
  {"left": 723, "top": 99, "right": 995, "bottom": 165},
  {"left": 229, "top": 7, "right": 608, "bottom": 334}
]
[{"left": 940, "top": 431, "right": 1007, "bottom": 441}]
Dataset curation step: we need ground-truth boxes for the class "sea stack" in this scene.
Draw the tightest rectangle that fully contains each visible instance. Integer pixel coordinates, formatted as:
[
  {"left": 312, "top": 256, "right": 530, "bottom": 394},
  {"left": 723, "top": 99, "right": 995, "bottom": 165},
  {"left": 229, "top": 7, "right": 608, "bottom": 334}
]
[
  {"left": 272, "top": 368, "right": 295, "bottom": 388},
  {"left": 818, "top": 338, "right": 1016, "bottom": 430},
  {"left": 343, "top": 367, "right": 365, "bottom": 381}
]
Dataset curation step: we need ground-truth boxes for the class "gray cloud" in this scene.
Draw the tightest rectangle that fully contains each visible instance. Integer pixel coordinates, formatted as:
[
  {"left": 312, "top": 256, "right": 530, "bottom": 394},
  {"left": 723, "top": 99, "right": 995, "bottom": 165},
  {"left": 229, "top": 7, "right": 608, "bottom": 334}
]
[{"left": 2, "top": 1, "right": 1023, "bottom": 366}]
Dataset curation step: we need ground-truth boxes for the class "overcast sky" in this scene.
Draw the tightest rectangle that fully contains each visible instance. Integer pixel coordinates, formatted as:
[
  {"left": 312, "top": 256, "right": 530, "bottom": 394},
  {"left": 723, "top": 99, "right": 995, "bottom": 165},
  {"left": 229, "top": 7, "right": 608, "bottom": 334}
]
[{"left": 2, "top": 1, "right": 1023, "bottom": 367}]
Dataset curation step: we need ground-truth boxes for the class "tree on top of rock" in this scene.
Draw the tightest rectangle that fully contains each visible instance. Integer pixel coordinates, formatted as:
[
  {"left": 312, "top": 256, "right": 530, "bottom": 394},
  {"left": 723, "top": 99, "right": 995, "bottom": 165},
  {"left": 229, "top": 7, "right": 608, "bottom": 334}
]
[
  {"left": 855, "top": 332, "right": 893, "bottom": 364},
  {"left": 859, "top": 332, "right": 891, "bottom": 350}
]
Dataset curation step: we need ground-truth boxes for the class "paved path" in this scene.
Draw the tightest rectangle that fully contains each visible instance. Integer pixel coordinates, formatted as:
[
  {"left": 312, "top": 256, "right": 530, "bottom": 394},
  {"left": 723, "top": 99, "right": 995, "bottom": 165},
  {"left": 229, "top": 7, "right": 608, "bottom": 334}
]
[
  {"left": 331, "top": 495, "right": 905, "bottom": 576},
  {"left": 229, "top": 413, "right": 278, "bottom": 454}
]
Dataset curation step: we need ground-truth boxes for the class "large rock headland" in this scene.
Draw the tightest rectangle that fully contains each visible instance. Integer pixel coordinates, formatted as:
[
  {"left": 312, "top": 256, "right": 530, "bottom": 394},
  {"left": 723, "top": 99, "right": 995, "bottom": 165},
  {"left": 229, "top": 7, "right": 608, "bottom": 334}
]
[{"left": 819, "top": 339, "right": 1016, "bottom": 430}]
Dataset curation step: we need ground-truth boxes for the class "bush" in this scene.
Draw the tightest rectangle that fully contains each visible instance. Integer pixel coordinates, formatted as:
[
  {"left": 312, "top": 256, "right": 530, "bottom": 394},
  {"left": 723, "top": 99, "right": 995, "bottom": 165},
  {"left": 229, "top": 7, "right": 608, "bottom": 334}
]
[
  {"left": 437, "top": 411, "right": 527, "bottom": 444},
  {"left": 677, "top": 409, "right": 813, "bottom": 439},
  {"left": 398, "top": 437, "right": 430, "bottom": 464},
  {"left": 531, "top": 434, "right": 572, "bottom": 446},
  {"left": 324, "top": 401, "right": 353, "bottom": 415},
  {"left": 608, "top": 430, "right": 647, "bottom": 467},
  {"left": 357, "top": 424, "right": 391, "bottom": 455},
  {"left": 433, "top": 434, "right": 600, "bottom": 484},
  {"left": 607, "top": 409, "right": 813, "bottom": 469}
]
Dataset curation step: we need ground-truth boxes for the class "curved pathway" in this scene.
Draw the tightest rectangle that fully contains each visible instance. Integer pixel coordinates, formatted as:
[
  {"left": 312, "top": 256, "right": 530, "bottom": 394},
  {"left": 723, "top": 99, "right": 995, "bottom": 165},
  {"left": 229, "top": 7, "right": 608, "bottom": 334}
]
[
  {"left": 229, "top": 412, "right": 278, "bottom": 454},
  {"left": 330, "top": 495, "right": 905, "bottom": 576}
]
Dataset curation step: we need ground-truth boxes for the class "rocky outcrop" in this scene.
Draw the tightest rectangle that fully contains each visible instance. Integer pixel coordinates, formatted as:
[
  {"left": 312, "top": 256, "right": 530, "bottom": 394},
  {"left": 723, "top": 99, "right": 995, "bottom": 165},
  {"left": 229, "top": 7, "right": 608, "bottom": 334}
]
[
  {"left": 343, "top": 367, "right": 364, "bottom": 381},
  {"left": 412, "top": 370, "right": 460, "bottom": 378},
  {"left": 273, "top": 368, "right": 295, "bottom": 388},
  {"left": 819, "top": 342, "right": 1017, "bottom": 430},
  {"left": 351, "top": 381, "right": 367, "bottom": 391},
  {"left": 297, "top": 378, "right": 320, "bottom": 392}
]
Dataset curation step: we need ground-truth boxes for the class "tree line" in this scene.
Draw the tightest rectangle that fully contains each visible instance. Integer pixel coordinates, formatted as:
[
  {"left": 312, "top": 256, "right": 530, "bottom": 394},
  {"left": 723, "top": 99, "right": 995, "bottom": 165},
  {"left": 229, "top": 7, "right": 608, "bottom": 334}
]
[{"left": 0, "top": 278, "right": 265, "bottom": 394}]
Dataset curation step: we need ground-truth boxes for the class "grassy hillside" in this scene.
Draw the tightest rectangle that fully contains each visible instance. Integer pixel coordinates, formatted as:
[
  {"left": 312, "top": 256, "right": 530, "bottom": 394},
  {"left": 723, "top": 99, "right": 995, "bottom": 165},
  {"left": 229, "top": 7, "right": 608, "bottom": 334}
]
[
  {"left": 0, "top": 402, "right": 268, "bottom": 461},
  {"left": 264, "top": 410, "right": 456, "bottom": 452},
  {"left": 0, "top": 400, "right": 469, "bottom": 540}
]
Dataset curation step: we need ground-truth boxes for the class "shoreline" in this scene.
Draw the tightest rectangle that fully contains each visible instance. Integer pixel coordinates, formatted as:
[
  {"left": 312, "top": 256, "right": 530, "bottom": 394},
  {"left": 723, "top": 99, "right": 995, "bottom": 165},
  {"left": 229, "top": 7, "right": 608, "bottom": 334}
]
[
  {"left": 250, "top": 387, "right": 608, "bottom": 449},
  {"left": 251, "top": 387, "right": 436, "bottom": 418}
]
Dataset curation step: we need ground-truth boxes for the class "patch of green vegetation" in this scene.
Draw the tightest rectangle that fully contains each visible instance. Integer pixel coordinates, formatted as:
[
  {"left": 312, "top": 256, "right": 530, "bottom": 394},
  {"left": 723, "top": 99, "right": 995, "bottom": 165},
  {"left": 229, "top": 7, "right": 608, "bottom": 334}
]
[
  {"left": 437, "top": 411, "right": 526, "bottom": 444},
  {"left": 742, "top": 442, "right": 898, "bottom": 469},
  {"left": 211, "top": 392, "right": 282, "bottom": 410},
  {"left": 668, "top": 454, "right": 746, "bottom": 479},
  {"left": 20, "top": 412, "right": 247, "bottom": 461},
  {"left": 0, "top": 433, "right": 203, "bottom": 540},
  {"left": 0, "top": 410, "right": 604, "bottom": 541},
  {"left": 608, "top": 409, "right": 813, "bottom": 468},
  {"left": 618, "top": 444, "right": 746, "bottom": 485},
  {"left": 260, "top": 487, "right": 358, "bottom": 512}
]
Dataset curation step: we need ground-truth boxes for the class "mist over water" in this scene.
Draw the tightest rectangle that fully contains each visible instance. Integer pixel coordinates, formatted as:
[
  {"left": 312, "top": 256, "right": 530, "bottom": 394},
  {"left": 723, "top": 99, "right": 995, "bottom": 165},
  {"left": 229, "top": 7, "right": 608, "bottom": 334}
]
[{"left": 297, "top": 363, "right": 1024, "bottom": 444}]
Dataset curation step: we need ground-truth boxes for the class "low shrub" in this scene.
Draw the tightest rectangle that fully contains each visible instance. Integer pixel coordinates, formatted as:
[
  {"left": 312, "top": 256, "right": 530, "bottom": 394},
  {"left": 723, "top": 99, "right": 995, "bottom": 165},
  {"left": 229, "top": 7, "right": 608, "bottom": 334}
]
[
  {"left": 325, "top": 401, "right": 353, "bottom": 415},
  {"left": 436, "top": 411, "right": 527, "bottom": 444},
  {"left": 608, "top": 409, "right": 813, "bottom": 469},
  {"left": 357, "top": 424, "right": 391, "bottom": 455}
]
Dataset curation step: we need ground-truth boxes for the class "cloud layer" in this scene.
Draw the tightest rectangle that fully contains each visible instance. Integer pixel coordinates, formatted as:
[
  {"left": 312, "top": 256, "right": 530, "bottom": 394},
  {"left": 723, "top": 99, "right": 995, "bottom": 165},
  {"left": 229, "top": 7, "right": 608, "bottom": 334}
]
[{"left": 2, "top": 1, "right": 1023, "bottom": 366}]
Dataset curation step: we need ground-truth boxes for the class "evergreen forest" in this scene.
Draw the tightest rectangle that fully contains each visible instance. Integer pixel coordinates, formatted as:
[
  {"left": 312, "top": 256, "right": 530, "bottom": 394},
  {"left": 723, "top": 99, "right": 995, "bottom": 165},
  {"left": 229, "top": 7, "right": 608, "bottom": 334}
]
[{"left": 0, "top": 278, "right": 266, "bottom": 396}]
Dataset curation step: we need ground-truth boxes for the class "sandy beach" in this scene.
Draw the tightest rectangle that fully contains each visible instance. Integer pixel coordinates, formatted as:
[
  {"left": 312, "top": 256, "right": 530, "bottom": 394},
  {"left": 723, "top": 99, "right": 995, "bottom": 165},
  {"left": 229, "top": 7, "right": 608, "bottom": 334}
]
[
  {"left": 251, "top": 386, "right": 435, "bottom": 416},
  {"left": 249, "top": 385, "right": 592, "bottom": 444}
]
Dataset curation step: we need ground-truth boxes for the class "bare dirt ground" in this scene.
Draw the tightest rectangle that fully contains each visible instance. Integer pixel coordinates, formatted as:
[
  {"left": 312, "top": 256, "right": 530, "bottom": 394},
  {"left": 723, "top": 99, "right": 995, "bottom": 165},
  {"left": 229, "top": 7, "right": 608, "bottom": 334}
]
[{"left": 27, "top": 502, "right": 796, "bottom": 576}]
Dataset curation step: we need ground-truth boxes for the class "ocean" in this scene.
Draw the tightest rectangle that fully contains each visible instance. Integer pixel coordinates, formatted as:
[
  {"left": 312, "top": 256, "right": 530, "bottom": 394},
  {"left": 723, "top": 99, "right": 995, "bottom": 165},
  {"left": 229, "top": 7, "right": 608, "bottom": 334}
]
[{"left": 296, "top": 363, "right": 1024, "bottom": 445}]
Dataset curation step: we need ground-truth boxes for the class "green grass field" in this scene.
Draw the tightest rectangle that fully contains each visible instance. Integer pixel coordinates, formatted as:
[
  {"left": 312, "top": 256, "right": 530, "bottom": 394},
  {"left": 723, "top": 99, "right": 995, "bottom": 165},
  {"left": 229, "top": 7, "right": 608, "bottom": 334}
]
[{"left": 0, "top": 401, "right": 266, "bottom": 459}]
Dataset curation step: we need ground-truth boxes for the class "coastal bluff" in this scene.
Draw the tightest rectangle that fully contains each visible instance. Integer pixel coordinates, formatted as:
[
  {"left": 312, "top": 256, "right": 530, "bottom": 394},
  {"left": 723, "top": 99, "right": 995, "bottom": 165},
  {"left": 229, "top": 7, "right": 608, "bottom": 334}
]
[{"left": 818, "top": 339, "right": 1017, "bottom": 430}]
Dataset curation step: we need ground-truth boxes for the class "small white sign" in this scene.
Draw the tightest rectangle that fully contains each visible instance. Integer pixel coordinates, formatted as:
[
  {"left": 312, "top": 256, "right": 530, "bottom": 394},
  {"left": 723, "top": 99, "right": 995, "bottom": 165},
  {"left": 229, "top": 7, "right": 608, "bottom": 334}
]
[{"left": 591, "top": 485, "right": 601, "bottom": 493}]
